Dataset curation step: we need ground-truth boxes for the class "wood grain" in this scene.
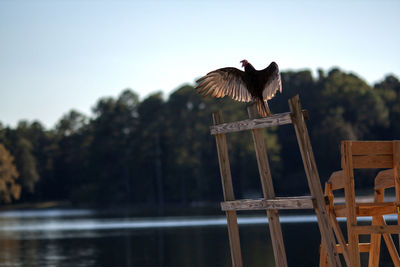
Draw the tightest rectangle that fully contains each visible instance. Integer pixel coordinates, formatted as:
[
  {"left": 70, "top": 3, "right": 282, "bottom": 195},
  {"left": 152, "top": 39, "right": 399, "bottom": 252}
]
[
  {"left": 351, "top": 141, "right": 393, "bottom": 155},
  {"left": 369, "top": 186, "right": 384, "bottom": 267},
  {"left": 327, "top": 170, "right": 345, "bottom": 191},
  {"left": 353, "top": 225, "right": 400, "bottom": 234},
  {"left": 212, "top": 111, "right": 243, "bottom": 267},
  {"left": 375, "top": 169, "right": 395, "bottom": 190},
  {"left": 352, "top": 154, "right": 393, "bottom": 169},
  {"left": 324, "top": 141, "right": 400, "bottom": 267},
  {"left": 336, "top": 243, "right": 370, "bottom": 253},
  {"left": 289, "top": 95, "right": 342, "bottom": 267},
  {"left": 333, "top": 202, "right": 397, "bottom": 217},
  {"left": 221, "top": 196, "right": 314, "bottom": 211},
  {"left": 393, "top": 141, "right": 400, "bottom": 253},
  {"left": 210, "top": 111, "right": 292, "bottom": 135},
  {"left": 342, "top": 141, "right": 361, "bottom": 267},
  {"left": 327, "top": 205, "right": 352, "bottom": 266},
  {"left": 247, "top": 104, "right": 288, "bottom": 267}
]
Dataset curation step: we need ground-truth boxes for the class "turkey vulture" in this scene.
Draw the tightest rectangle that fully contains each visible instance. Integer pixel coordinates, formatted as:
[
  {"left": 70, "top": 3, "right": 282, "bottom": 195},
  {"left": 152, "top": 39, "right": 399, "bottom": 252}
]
[{"left": 196, "top": 60, "right": 282, "bottom": 117}]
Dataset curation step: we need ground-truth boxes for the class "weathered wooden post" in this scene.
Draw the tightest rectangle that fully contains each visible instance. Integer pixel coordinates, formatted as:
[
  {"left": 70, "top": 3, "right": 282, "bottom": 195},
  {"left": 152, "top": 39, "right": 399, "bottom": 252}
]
[
  {"left": 247, "top": 104, "right": 288, "bottom": 267},
  {"left": 289, "top": 95, "right": 341, "bottom": 267},
  {"left": 212, "top": 111, "right": 243, "bottom": 267}
]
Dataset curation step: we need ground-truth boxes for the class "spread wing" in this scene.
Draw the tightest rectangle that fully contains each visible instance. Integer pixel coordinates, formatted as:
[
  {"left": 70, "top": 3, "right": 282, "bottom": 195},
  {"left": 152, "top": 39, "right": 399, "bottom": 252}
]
[
  {"left": 259, "top": 62, "right": 282, "bottom": 101},
  {"left": 195, "top": 67, "right": 253, "bottom": 102}
]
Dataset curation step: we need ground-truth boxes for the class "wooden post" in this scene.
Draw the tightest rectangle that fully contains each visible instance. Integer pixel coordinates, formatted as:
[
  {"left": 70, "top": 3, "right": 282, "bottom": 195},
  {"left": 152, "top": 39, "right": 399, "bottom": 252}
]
[
  {"left": 341, "top": 141, "right": 361, "bottom": 267},
  {"left": 212, "top": 111, "right": 243, "bottom": 267},
  {"left": 394, "top": 141, "right": 400, "bottom": 252},
  {"left": 288, "top": 95, "right": 342, "bottom": 267},
  {"left": 319, "top": 245, "right": 328, "bottom": 267},
  {"left": 369, "top": 187, "right": 383, "bottom": 267},
  {"left": 247, "top": 104, "right": 288, "bottom": 267}
]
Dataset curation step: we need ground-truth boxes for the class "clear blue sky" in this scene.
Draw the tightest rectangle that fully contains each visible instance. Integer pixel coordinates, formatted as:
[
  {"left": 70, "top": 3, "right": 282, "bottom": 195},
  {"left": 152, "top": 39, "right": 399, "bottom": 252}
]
[{"left": 1, "top": 0, "right": 399, "bottom": 129}]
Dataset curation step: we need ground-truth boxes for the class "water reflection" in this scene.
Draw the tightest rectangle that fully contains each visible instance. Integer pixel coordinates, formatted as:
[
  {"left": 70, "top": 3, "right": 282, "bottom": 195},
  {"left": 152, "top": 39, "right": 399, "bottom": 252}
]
[
  {"left": 0, "top": 209, "right": 94, "bottom": 218},
  {"left": 0, "top": 209, "right": 396, "bottom": 267}
]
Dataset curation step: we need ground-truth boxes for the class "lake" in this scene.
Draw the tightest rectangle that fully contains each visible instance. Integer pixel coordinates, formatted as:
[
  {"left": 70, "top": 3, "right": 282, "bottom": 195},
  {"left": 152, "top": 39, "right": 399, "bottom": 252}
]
[{"left": 0, "top": 209, "right": 396, "bottom": 266}]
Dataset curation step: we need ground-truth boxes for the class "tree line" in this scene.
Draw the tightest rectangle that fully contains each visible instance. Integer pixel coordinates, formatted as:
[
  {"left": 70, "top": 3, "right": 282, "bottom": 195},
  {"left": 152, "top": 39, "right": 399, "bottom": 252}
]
[{"left": 0, "top": 68, "right": 399, "bottom": 206}]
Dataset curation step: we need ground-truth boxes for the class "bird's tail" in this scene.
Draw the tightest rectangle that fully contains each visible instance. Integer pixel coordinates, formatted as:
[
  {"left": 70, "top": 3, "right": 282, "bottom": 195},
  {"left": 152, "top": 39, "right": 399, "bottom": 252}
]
[{"left": 256, "top": 99, "right": 271, "bottom": 117}]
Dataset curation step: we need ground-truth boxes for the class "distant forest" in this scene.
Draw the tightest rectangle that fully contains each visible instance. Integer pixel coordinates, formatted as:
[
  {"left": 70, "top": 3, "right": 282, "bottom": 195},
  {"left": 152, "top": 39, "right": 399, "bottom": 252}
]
[{"left": 0, "top": 68, "right": 399, "bottom": 207}]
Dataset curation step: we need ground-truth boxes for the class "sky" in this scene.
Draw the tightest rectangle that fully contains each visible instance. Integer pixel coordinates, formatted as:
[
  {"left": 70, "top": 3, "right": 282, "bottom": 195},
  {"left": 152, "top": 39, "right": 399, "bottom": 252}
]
[{"left": 0, "top": 0, "right": 399, "bottom": 129}]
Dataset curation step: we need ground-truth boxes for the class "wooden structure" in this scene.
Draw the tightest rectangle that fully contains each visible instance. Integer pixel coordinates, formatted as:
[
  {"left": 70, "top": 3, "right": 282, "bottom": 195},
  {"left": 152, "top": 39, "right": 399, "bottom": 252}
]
[
  {"left": 211, "top": 95, "right": 341, "bottom": 267},
  {"left": 319, "top": 141, "right": 400, "bottom": 267}
]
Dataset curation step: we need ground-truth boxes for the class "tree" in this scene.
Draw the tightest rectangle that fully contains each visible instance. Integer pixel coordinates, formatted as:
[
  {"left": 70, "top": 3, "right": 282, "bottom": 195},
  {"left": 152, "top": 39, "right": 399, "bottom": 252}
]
[
  {"left": 56, "top": 110, "right": 88, "bottom": 136},
  {"left": 43, "top": 110, "right": 90, "bottom": 201},
  {"left": 14, "top": 137, "right": 39, "bottom": 194},
  {"left": 374, "top": 75, "right": 400, "bottom": 138},
  {"left": 0, "top": 144, "right": 21, "bottom": 203},
  {"left": 73, "top": 89, "right": 140, "bottom": 204},
  {"left": 0, "top": 122, "right": 42, "bottom": 199},
  {"left": 310, "top": 69, "right": 389, "bottom": 181},
  {"left": 316, "top": 69, "right": 388, "bottom": 138},
  {"left": 0, "top": 69, "right": 398, "bottom": 206},
  {"left": 136, "top": 92, "right": 166, "bottom": 205},
  {"left": 13, "top": 121, "right": 58, "bottom": 201}
]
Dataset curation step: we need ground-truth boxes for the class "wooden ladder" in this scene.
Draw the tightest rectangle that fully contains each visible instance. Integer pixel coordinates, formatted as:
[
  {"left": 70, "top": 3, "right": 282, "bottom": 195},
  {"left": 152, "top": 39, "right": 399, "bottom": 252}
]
[{"left": 211, "top": 95, "right": 341, "bottom": 267}]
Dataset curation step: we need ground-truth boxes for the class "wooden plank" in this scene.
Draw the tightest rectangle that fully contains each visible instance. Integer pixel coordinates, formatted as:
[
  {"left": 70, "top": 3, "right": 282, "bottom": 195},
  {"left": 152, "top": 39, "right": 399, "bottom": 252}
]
[
  {"left": 369, "top": 188, "right": 384, "bottom": 267},
  {"left": 328, "top": 170, "right": 345, "bottom": 191},
  {"left": 325, "top": 183, "right": 334, "bottom": 211},
  {"left": 393, "top": 141, "right": 400, "bottom": 253},
  {"left": 213, "top": 111, "right": 236, "bottom": 201},
  {"left": 375, "top": 169, "right": 394, "bottom": 190},
  {"left": 333, "top": 202, "right": 397, "bottom": 217},
  {"left": 336, "top": 243, "right": 370, "bottom": 253},
  {"left": 327, "top": 206, "right": 352, "bottom": 266},
  {"left": 212, "top": 111, "right": 243, "bottom": 267},
  {"left": 382, "top": 228, "right": 400, "bottom": 267},
  {"left": 209, "top": 111, "right": 292, "bottom": 135},
  {"left": 352, "top": 155, "right": 393, "bottom": 169},
  {"left": 247, "top": 104, "right": 288, "bottom": 267},
  {"left": 342, "top": 141, "right": 361, "bottom": 267},
  {"left": 319, "top": 245, "right": 328, "bottom": 267},
  {"left": 356, "top": 202, "right": 397, "bottom": 216},
  {"left": 373, "top": 214, "right": 400, "bottom": 267},
  {"left": 352, "top": 225, "right": 400, "bottom": 234},
  {"left": 225, "top": 211, "right": 243, "bottom": 267},
  {"left": 289, "top": 95, "right": 342, "bottom": 267},
  {"left": 221, "top": 196, "right": 314, "bottom": 211},
  {"left": 351, "top": 141, "right": 393, "bottom": 155}
]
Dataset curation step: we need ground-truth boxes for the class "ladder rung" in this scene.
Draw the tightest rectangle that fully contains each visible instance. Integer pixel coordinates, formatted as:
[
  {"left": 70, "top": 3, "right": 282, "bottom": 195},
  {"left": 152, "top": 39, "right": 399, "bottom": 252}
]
[
  {"left": 210, "top": 112, "right": 293, "bottom": 135},
  {"left": 221, "top": 196, "right": 314, "bottom": 211},
  {"left": 210, "top": 110, "right": 309, "bottom": 135}
]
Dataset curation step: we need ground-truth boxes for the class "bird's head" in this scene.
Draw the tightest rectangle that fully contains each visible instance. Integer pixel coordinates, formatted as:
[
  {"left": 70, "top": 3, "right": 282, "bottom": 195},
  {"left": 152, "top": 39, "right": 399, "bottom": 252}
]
[{"left": 240, "top": 59, "right": 249, "bottom": 68}]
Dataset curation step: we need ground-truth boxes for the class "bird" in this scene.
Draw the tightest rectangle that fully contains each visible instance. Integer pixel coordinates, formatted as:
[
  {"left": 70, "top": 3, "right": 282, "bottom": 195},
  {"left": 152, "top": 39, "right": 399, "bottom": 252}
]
[{"left": 195, "top": 60, "right": 282, "bottom": 117}]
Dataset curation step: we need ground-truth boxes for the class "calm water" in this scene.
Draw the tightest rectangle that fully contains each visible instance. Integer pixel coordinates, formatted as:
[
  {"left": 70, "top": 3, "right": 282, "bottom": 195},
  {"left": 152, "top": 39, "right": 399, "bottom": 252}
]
[{"left": 0, "top": 209, "right": 396, "bottom": 267}]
